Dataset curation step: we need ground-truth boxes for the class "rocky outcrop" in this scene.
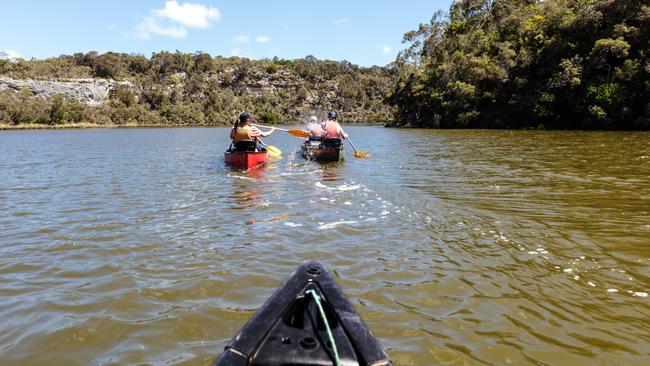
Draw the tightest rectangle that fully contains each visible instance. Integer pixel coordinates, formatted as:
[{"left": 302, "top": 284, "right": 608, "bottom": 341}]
[{"left": 0, "top": 77, "right": 132, "bottom": 105}]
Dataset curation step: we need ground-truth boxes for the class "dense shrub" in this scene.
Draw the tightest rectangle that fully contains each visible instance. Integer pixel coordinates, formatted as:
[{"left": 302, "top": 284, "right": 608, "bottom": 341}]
[
  {"left": 1, "top": 51, "right": 395, "bottom": 126},
  {"left": 388, "top": 0, "right": 650, "bottom": 130}
]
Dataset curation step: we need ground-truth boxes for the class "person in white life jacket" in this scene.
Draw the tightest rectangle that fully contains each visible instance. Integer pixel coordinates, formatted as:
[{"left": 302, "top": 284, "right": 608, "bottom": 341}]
[{"left": 308, "top": 115, "right": 324, "bottom": 140}]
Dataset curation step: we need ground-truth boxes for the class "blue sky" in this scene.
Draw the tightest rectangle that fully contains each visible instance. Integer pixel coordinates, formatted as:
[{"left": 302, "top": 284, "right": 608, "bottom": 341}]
[{"left": 0, "top": 0, "right": 452, "bottom": 67}]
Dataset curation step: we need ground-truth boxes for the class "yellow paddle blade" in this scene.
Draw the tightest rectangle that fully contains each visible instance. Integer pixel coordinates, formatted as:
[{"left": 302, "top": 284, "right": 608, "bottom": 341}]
[
  {"left": 288, "top": 129, "right": 310, "bottom": 138},
  {"left": 354, "top": 151, "right": 371, "bottom": 158},
  {"left": 266, "top": 145, "right": 282, "bottom": 157}
]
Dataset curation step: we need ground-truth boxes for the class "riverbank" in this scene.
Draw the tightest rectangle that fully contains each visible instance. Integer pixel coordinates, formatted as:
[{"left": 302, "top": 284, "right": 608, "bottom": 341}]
[
  {"left": 0, "top": 123, "right": 123, "bottom": 130},
  {"left": 0, "top": 121, "right": 384, "bottom": 130},
  {"left": 0, "top": 121, "right": 281, "bottom": 130},
  {"left": 1, "top": 53, "right": 394, "bottom": 127},
  {"left": 0, "top": 123, "right": 228, "bottom": 130}
]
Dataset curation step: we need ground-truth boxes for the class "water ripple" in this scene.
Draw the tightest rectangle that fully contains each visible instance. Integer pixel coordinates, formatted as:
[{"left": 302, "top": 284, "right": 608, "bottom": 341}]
[{"left": 0, "top": 128, "right": 649, "bottom": 365}]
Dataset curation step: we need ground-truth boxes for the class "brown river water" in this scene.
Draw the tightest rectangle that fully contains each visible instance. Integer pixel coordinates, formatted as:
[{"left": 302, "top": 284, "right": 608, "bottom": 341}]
[{"left": 0, "top": 127, "right": 649, "bottom": 365}]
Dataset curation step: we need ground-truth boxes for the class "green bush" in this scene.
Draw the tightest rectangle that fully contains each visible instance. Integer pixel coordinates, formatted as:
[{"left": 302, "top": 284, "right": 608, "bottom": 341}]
[{"left": 258, "top": 112, "right": 279, "bottom": 124}]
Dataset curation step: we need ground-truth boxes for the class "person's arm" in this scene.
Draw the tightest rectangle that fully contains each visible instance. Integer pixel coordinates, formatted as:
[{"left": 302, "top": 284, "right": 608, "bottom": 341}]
[
  {"left": 248, "top": 125, "right": 275, "bottom": 138},
  {"left": 337, "top": 124, "right": 348, "bottom": 139},
  {"left": 260, "top": 126, "right": 275, "bottom": 137}
]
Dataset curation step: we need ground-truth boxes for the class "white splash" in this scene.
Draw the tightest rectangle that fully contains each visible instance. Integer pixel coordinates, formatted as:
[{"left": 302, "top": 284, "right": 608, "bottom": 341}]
[
  {"left": 315, "top": 182, "right": 361, "bottom": 191},
  {"left": 318, "top": 220, "right": 358, "bottom": 230},
  {"left": 227, "top": 174, "right": 255, "bottom": 181},
  {"left": 633, "top": 292, "right": 648, "bottom": 297},
  {"left": 284, "top": 222, "right": 303, "bottom": 227}
]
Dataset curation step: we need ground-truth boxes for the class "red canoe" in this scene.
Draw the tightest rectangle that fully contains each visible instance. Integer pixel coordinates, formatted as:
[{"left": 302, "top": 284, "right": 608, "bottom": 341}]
[{"left": 224, "top": 149, "right": 268, "bottom": 169}]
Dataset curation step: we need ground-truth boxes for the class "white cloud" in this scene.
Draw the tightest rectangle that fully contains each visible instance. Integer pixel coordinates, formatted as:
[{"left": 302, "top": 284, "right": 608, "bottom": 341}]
[
  {"left": 0, "top": 50, "right": 22, "bottom": 60},
  {"left": 231, "top": 48, "right": 242, "bottom": 56},
  {"left": 333, "top": 18, "right": 348, "bottom": 24},
  {"left": 135, "top": 0, "right": 220, "bottom": 39},
  {"left": 136, "top": 17, "right": 188, "bottom": 39},
  {"left": 231, "top": 35, "right": 250, "bottom": 44},
  {"left": 255, "top": 36, "right": 270, "bottom": 43},
  {"left": 380, "top": 45, "right": 391, "bottom": 54},
  {"left": 152, "top": 0, "right": 220, "bottom": 28}
]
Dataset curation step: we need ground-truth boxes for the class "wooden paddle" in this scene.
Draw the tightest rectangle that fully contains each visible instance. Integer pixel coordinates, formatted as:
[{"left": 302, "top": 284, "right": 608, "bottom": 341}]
[
  {"left": 252, "top": 124, "right": 309, "bottom": 138},
  {"left": 347, "top": 138, "right": 371, "bottom": 158}
]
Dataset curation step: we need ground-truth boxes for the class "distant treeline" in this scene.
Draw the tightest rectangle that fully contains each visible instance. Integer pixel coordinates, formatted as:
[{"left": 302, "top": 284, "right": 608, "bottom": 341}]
[
  {"left": 0, "top": 52, "right": 396, "bottom": 127},
  {"left": 387, "top": 0, "right": 650, "bottom": 130},
  {"left": 2, "top": 0, "right": 649, "bottom": 130}
]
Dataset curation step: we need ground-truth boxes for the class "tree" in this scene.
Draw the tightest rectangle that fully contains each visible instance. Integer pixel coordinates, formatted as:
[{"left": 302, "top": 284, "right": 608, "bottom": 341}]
[
  {"left": 388, "top": 0, "right": 650, "bottom": 130},
  {"left": 49, "top": 94, "right": 69, "bottom": 124}
]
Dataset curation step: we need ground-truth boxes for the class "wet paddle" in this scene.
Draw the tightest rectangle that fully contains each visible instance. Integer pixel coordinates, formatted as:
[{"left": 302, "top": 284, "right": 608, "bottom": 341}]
[
  {"left": 252, "top": 124, "right": 309, "bottom": 138},
  {"left": 347, "top": 138, "right": 371, "bottom": 158},
  {"left": 258, "top": 140, "right": 281, "bottom": 157}
]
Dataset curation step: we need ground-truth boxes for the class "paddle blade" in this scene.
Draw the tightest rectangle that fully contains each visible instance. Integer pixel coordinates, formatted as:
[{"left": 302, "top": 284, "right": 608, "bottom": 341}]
[
  {"left": 266, "top": 145, "right": 282, "bottom": 157},
  {"left": 354, "top": 151, "right": 371, "bottom": 158},
  {"left": 288, "top": 129, "right": 310, "bottom": 138}
]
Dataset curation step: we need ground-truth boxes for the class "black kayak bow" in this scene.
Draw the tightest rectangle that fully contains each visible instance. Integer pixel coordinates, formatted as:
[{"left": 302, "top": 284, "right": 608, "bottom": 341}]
[{"left": 214, "top": 260, "right": 391, "bottom": 366}]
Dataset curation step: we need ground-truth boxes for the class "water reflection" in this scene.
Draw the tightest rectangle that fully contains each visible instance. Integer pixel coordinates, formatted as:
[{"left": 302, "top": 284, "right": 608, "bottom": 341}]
[
  {"left": 320, "top": 163, "right": 344, "bottom": 182},
  {"left": 226, "top": 168, "right": 266, "bottom": 209}
]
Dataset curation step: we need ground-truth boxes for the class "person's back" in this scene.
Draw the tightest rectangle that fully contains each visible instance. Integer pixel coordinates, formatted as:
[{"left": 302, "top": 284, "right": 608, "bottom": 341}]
[
  {"left": 322, "top": 112, "right": 348, "bottom": 140},
  {"left": 230, "top": 112, "right": 274, "bottom": 151},
  {"left": 231, "top": 124, "right": 257, "bottom": 142},
  {"left": 307, "top": 116, "right": 324, "bottom": 140}
]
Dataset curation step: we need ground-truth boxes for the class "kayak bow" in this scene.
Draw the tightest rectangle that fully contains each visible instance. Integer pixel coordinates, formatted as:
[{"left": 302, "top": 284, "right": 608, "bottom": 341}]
[{"left": 214, "top": 260, "right": 391, "bottom": 366}]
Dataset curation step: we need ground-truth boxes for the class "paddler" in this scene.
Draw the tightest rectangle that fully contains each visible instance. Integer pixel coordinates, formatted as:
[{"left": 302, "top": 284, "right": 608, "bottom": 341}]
[
  {"left": 307, "top": 115, "right": 324, "bottom": 141},
  {"left": 230, "top": 112, "right": 275, "bottom": 151},
  {"left": 323, "top": 112, "right": 349, "bottom": 140},
  {"left": 321, "top": 111, "right": 348, "bottom": 148}
]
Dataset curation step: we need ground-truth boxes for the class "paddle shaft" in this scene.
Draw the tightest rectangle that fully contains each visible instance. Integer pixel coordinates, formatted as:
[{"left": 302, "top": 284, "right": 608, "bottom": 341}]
[
  {"left": 347, "top": 137, "right": 360, "bottom": 153},
  {"left": 252, "top": 124, "right": 290, "bottom": 132},
  {"left": 252, "top": 124, "right": 309, "bottom": 138}
]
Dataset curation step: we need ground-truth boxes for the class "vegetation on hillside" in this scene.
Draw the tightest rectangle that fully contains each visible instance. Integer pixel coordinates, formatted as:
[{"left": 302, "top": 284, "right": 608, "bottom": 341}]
[
  {"left": 387, "top": 0, "right": 650, "bottom": 129},
  {"left": 2, "top": 0, "right": 649, "bottom": 130},
  {"left": 0, "top": 52, "right": 395, "bottom": 127}
]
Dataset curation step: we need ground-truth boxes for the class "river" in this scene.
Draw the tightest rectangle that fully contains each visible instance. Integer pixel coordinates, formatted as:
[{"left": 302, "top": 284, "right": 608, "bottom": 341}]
[{"left": 0, "top": 127, "right": 648, "bottom": 365}]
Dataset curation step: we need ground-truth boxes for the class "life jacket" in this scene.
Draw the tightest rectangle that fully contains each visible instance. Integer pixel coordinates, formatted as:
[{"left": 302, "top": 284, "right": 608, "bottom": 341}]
[
  {"left": 323, "top": 120, "right": 341, "bottom": 138},
  {"left": 232, "top": 125, "right": 255, "bottom": 143}
]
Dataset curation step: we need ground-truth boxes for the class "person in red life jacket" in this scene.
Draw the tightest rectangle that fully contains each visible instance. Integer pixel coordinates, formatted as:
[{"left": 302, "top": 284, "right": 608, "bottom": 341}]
[
  {"left": 230, "top": 112, "right": 275, "bottom": 151},
  {"left": 321, "top": 112, "right": 348, "bottom": 148}
]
